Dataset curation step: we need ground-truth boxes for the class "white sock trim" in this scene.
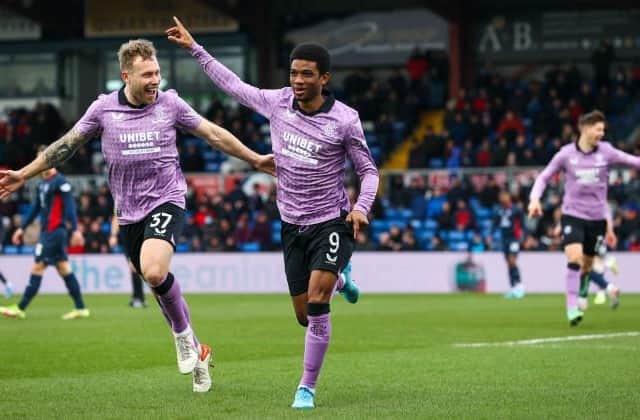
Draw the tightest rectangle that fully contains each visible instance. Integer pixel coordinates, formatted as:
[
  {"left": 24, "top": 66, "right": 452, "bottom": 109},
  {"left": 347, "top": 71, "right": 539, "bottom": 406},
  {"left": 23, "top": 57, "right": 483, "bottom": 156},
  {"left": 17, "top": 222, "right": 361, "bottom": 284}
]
[
  {"left": 298, "top": 385, "right": 315, "bottom": 394},
  {"left": 174, "top": 325, "right": 192, "bottom": 337}
]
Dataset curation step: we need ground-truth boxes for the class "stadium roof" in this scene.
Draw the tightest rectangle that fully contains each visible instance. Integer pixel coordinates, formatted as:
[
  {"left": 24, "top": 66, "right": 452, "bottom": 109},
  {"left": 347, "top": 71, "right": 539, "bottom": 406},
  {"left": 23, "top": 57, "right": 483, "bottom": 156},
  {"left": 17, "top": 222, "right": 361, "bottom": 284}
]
[{"left": 1, "top": 0, "right": 637, "bottom": 39}]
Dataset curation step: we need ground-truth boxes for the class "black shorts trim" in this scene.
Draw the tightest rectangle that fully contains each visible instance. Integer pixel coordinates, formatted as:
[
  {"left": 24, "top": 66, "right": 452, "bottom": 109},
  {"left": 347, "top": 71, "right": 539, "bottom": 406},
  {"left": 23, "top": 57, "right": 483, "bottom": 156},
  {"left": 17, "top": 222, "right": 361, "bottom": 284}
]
[
  {"left": 560, "top": 214, "right": 606, "bottom": 256},
  {"left": 281, "top": 211, "right": 355, "bottom": 296},
  {"left": 119, "top": 202, "right": 185, "bottom": 274}
]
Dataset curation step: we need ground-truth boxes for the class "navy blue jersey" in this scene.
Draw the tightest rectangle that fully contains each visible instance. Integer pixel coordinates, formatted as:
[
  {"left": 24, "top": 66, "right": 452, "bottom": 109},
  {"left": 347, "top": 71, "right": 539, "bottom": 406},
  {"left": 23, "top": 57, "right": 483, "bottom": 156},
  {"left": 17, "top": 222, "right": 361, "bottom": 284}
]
[
  {"left": 493, "top": 204, "right": 524, "bottom": 242},
  {"left": 22, "top": 173, "right": 77, "bottom": 233}
]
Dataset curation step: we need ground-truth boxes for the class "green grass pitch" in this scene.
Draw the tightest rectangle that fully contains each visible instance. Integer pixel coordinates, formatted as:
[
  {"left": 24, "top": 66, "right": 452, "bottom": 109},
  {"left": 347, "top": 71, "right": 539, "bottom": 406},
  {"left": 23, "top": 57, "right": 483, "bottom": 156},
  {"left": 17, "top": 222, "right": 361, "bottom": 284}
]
[{"left": 1, "top": 294, "right": 639, "bottom": 419}]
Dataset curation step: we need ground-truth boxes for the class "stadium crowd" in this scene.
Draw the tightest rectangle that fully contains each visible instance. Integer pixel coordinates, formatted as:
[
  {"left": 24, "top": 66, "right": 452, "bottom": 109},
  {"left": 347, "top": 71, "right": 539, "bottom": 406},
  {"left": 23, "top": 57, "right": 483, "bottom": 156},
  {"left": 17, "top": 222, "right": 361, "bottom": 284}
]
[{"left": 1, "top": 61, "right": 640, "bottom": 253}]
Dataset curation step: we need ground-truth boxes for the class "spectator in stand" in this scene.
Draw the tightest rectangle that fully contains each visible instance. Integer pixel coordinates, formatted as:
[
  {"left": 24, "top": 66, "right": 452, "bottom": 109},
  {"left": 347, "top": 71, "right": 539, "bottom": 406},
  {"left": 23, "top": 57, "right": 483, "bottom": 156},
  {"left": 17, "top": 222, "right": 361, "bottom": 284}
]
[
  {"left": 84, "top": 220, "right": 108, "bottom": 254},
  {"left": 388, "top": 225, "right": 403, "bottom": 247},
  {"left": 592, "top": 39, "right": 615, "bottom": 89},
  {"left": 387, "top": 68, "right": 407, "bottom": 100},
  {"left": 400, "top": 229, "right": 420, "bottom": 251},
  {"left": 408, "top": 137, "right": 426, "bottom": 169},
  {"left": 437, "top": 201, "right": 455, "bottom": 230},
  {"left": 459, "top": 140, "right": 475, "bottom": 167},
  {"left": 454, "top": 199, "right": 474, "bottom": 230},
  {"left": 423, "top": 126, "right": 445, "bottom": 167},
  {"left": 251, "top": 211, "right": 272, "bottom": 249},
  {"left": 181, "top": 143, "right": 205, "bottom": 172},
  {"left": 497, "top": 110, "right": 525, "bottom": 142},
  {"left": 467, "top": 113, "right": 486, "bottom": 146},
  {"left": 355, "top": 230, "right": 377, "bottom": 251},
  {"left": 444, "top": 139, "right": 461, "bottom": 169},
  {"left": 448, "top": 112, "right": 468, "bottom": 143},
  {"left": 231, "top": 213, "right": 252, "bottom": 244},
  {"left": 429, "top": 235, "right": 447, "bottom": 251},
  {"left": 628, "top": 234, "right": 640, "bottom": 251},
  {"left": 377, "top": 232, "right": 401, "bottom": 251},
  {"left": 406, "top": 48, "right": 428, "bottom": 91},
  {"left": 476, "top": 139, "right": 492, "bottom": 167}
]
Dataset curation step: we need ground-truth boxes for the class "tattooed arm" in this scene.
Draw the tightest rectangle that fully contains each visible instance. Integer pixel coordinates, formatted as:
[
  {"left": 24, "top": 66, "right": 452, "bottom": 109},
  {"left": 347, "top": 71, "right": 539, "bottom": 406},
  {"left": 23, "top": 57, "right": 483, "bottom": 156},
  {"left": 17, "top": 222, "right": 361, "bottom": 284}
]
[
  {"left": 24, "top": 128, "right": 93, "bottom": 178},
  {"left": 0, "top": 127, "right": 93, "bottom": 199}
]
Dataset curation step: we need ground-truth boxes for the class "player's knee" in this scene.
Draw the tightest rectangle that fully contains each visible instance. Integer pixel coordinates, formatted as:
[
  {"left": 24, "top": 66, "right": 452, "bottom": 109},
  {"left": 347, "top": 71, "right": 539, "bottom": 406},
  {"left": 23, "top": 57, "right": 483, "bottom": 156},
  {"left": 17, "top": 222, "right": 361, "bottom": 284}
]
[
  {"left": 307, "top": 288, "right": 333, "bottom": 303},
  {"left": 566, "top": 254, "right": 582, "bottom": 266},
  {"left": 141, "top": 264, "right": 166, "bottom": 287},
  {"left": 295, "top": 312, "right": 308, "bottom": 327},
  {"left": 31, "top": 264, "right": 46, "bottom": 276}
]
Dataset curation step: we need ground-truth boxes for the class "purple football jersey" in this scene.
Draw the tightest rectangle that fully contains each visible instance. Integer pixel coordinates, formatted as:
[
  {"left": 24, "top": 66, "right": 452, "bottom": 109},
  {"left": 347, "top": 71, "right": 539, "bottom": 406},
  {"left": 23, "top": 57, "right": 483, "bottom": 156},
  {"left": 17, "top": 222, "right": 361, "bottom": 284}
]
[
  {"left": 190, "top": 43, "right": 379, "bottom": 225},
  {"left": 74, "top": 89, "right": 203, "bottom": 224},
  {"left": 530, "top": 141, "right": 640, "bottom": 220}
]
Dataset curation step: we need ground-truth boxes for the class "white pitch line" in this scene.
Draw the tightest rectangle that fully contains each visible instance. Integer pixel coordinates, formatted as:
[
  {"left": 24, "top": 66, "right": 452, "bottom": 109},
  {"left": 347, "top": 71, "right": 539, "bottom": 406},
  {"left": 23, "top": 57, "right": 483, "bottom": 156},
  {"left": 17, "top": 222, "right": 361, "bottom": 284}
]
[{"left": 454, "top": 331, "right": 640, "bottom": 348}]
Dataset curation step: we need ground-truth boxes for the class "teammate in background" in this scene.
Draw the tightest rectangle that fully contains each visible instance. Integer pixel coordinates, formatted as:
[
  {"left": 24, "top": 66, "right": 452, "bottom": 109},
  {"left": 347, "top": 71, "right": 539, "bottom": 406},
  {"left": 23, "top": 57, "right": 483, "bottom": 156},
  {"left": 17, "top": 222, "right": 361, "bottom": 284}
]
[
  {"left": 1, "top": 150, "right": 88, "bottom": 320},
  {"left": 0, "top": 219, "right": 15, "bottom": 298},
  {"left": 528, "top": 110, "right": 640, "bottom": 326},
  {"left": 167, "top": 18, "right": 378, "bottom": 409},
  {"left": 0, "top": 39, "right": 275, "bottom": 392},
  {"left": 109, "top": 212, "right": 146, "bottom": 308},
  {"left": 494, "top": 190, "right": 525, "bottom": 299}
]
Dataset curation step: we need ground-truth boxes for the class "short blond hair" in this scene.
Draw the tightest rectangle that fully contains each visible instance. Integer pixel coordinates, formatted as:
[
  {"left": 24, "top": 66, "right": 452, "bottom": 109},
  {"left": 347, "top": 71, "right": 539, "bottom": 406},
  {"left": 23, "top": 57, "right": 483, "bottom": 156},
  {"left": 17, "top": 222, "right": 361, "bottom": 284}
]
[{"left": 118, "top": 39, "right": 157, "bottom": 71}]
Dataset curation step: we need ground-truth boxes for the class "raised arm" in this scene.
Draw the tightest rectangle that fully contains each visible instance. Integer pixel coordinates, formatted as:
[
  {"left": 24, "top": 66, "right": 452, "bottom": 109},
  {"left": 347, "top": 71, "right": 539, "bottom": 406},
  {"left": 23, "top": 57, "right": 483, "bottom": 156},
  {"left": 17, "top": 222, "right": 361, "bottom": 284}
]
[
  {"left": 0, "top": 128, "right": 93, "bottom": 199},
  {"left": 166, "top": 16, "right": 281, "bottom": 117},
  {"left": 189, "top": 119, "right": 276, "bottom": 176}
]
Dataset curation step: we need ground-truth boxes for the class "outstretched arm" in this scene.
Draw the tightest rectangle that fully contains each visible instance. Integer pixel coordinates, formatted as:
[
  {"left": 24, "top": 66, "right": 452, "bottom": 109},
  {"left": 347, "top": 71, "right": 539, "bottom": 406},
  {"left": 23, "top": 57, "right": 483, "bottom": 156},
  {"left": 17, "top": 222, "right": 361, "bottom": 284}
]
[
  {"left": 189, "top": 120, "right": 276, "bottom": 176},
  {"left": 166, "top": 16, "right": 281, "bottom": 118},
  {"left": 608, "top": 146, "right": 640, "bottom": 169},
  {"left": 0, "top": 128, "right": 93, "bottom": 199}
]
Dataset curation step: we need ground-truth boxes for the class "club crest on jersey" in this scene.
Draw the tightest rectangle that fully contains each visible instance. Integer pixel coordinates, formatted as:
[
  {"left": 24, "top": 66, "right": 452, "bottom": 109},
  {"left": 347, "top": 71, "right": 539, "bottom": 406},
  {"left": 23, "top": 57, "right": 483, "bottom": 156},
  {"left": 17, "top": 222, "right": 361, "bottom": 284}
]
[
  {"left": 112, "top": 112, "right": 124, "bottom": 121},
  {"left": 285, "top": 109, "right": 297, "bottom": 120},
  {"left": 569, "top": 157, "right": 578, "bottom": 165},
  {"left": 322, "top": 122, "right": 338, "bottom": 139},
  {"left": 151, "top": 106, "right": 170, "bottom": 124}
]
